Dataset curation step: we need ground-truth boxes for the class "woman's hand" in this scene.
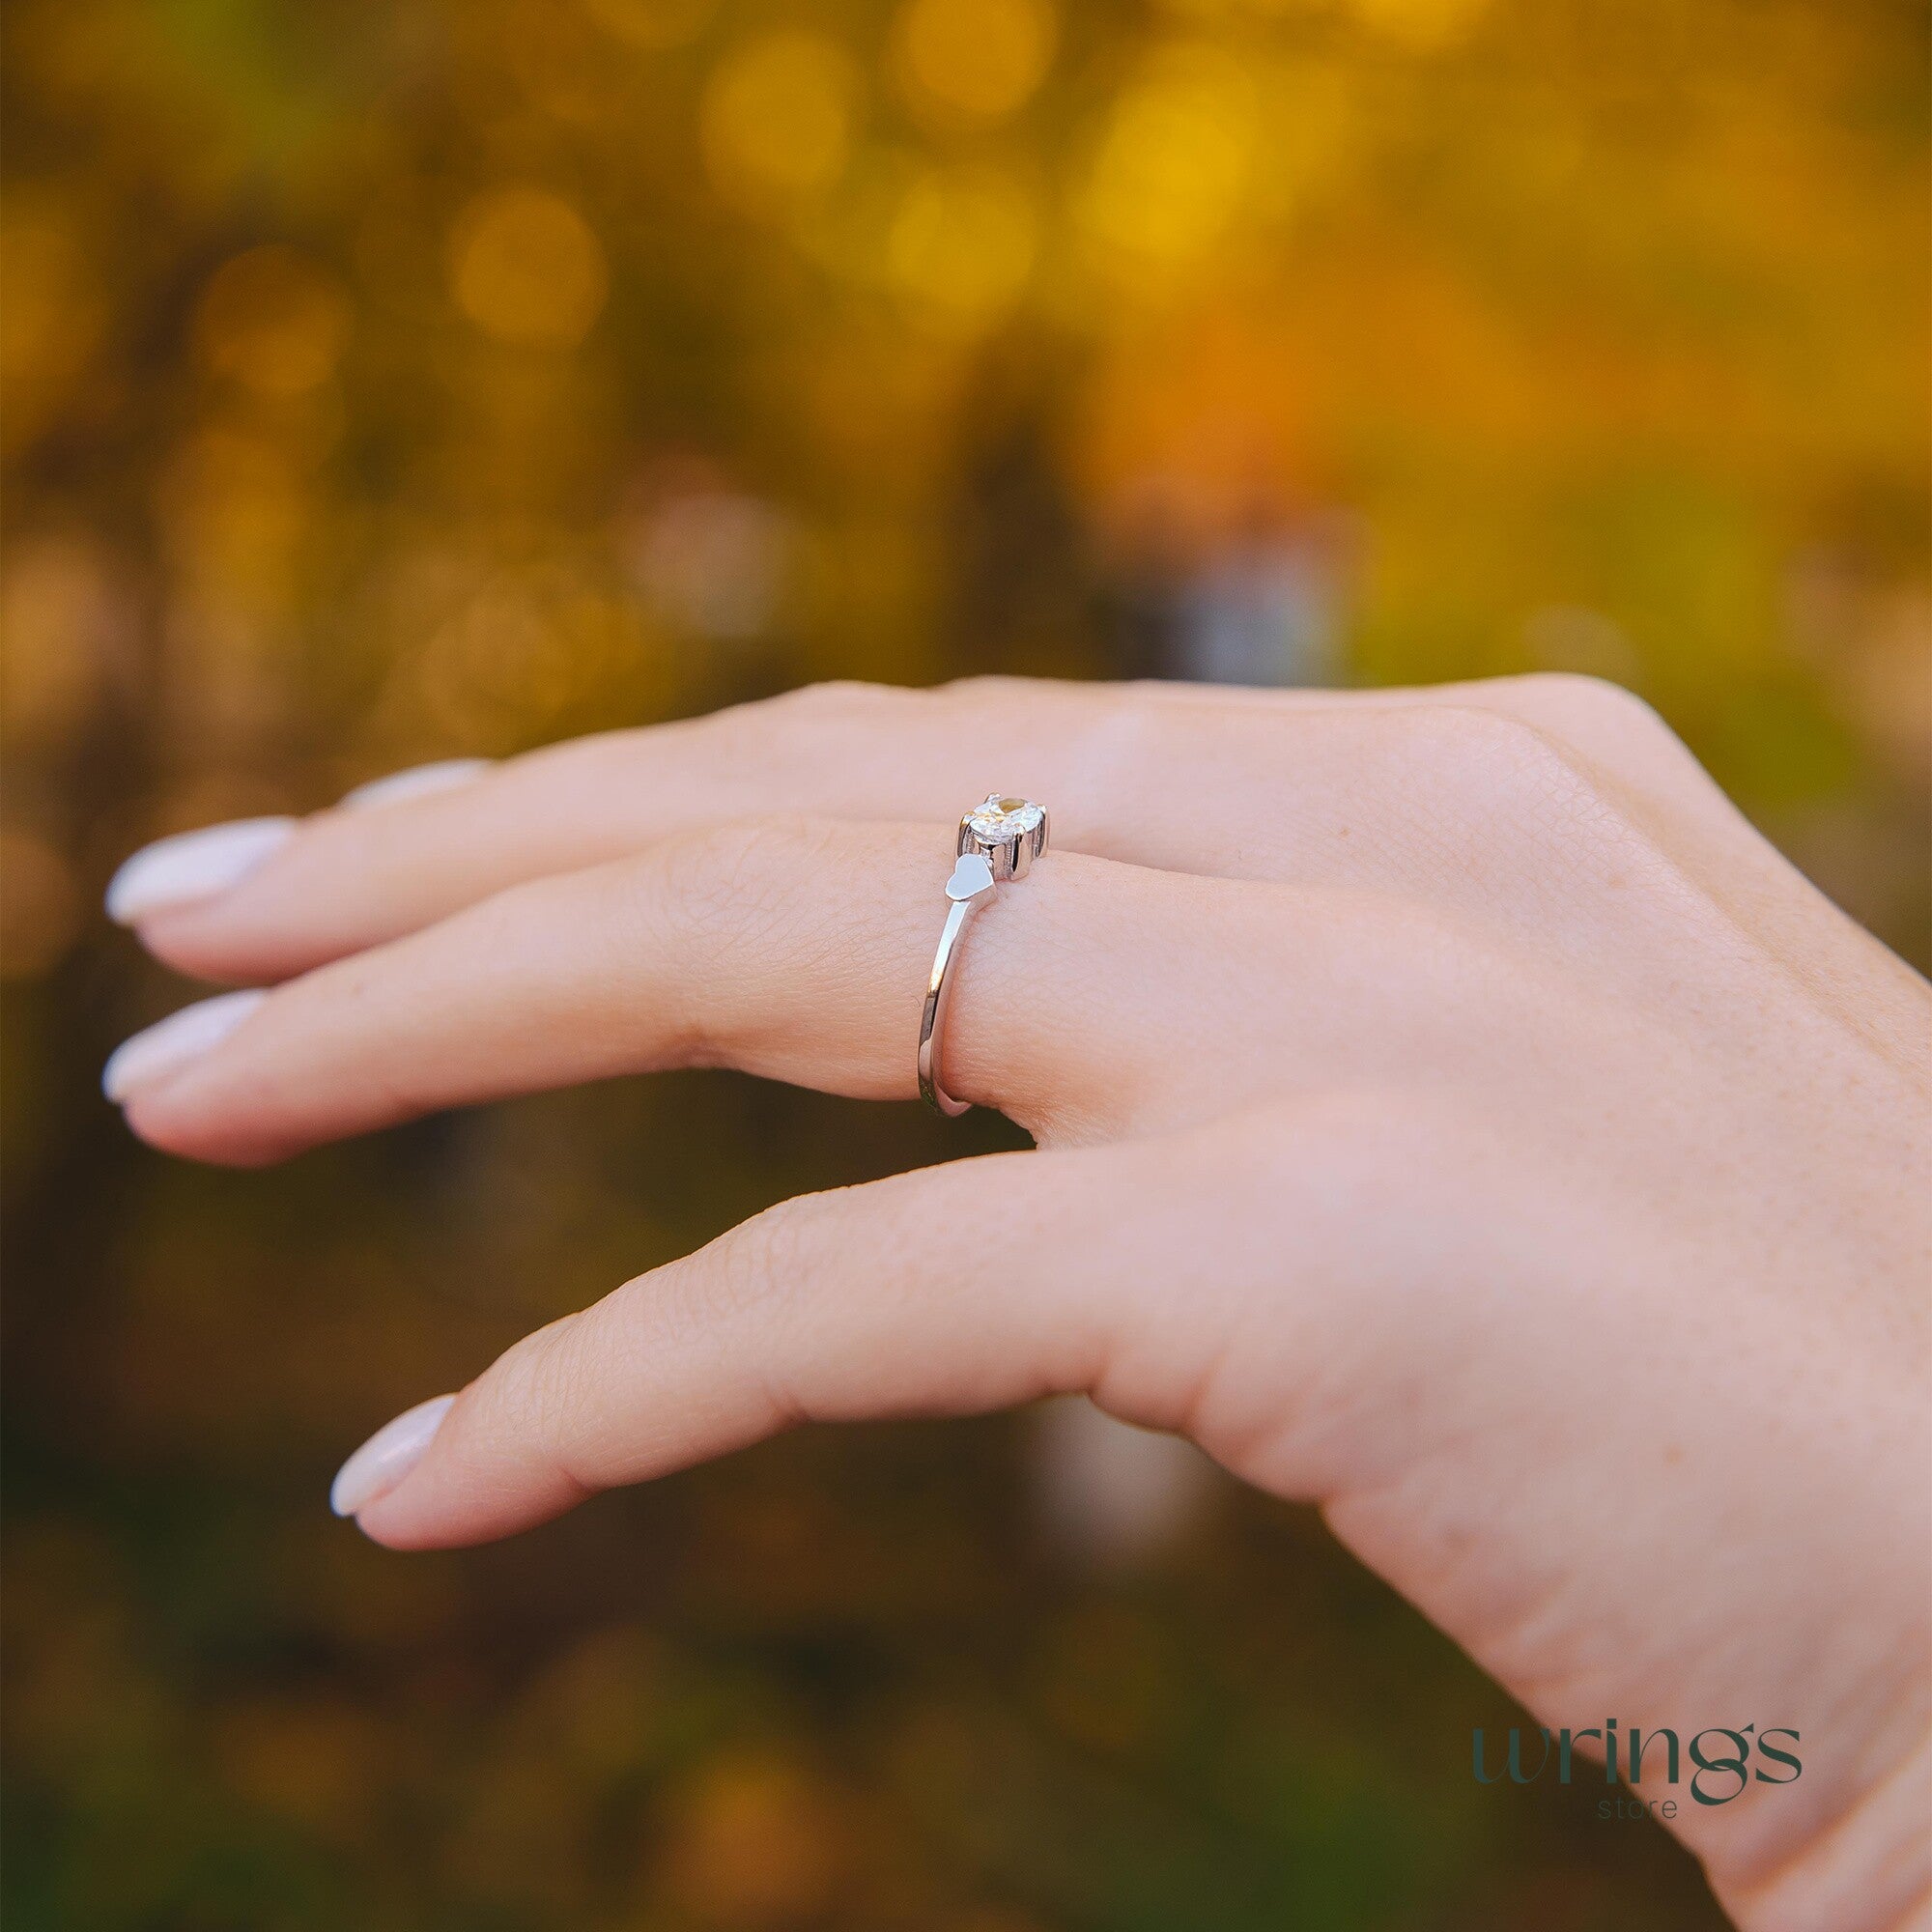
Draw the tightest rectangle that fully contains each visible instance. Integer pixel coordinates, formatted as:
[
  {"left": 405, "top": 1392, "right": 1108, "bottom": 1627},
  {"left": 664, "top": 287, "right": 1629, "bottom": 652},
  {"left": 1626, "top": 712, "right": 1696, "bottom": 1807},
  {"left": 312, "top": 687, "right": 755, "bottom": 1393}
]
[{"left": 101, "top": 676, "right": 1930, "bottom": 1931}]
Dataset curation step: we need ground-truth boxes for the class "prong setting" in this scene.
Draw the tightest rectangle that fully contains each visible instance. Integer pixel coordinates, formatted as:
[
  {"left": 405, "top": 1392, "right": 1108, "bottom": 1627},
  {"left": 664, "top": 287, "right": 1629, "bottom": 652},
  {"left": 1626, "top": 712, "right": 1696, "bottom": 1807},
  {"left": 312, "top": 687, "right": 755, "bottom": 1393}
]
[{"left": 957, "top": 795, "right": 1049, "bottom": 881}]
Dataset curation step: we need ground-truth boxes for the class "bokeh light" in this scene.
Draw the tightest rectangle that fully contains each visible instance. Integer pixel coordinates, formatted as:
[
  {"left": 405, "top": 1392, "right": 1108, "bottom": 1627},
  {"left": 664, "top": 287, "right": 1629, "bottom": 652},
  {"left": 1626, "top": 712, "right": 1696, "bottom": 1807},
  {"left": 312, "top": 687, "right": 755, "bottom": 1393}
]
[
  {"left": 889, "top": 166, "right": 1039, "bottom": 327},
  {"left": 703, "top": 32, "right": 861, "bottom": 213},
  {"left": 892, "top": 0, "right": 1059, "bottom": 126},
  {"left": 448, "top": 188, "right": 611, "bottom": 348},
  {"left": 196, "top": 247, "right": 354, "bottom": 397}
]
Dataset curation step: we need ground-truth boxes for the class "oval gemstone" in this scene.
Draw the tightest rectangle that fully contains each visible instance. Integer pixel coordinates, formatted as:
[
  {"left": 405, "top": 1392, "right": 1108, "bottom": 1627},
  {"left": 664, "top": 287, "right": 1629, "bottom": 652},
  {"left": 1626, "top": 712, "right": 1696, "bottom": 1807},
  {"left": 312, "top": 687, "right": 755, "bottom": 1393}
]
[{"left": 964, "top": 795, "right": 1044, "bottom": 842}]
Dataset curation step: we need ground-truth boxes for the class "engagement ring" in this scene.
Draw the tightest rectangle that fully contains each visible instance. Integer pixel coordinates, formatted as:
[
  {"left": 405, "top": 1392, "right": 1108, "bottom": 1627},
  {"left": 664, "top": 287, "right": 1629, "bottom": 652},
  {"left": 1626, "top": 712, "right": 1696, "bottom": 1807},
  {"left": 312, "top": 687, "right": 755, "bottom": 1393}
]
[{"left": 917, "top": 795, "right": 1049, "bottom": 1116}]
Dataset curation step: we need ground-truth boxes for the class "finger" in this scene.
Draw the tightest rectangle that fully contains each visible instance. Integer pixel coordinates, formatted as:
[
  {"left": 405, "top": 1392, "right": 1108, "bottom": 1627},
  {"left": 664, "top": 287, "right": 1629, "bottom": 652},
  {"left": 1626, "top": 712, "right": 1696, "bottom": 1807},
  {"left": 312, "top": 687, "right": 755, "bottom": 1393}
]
[
  {"left": 342, "top": 1129, "right": 1235, "bottom": 1548},
  {"left": 124, "top": 673, "right": 1728, "bottom": 986},
  {"left": 115, "top": 817, "right": 1304, "bottom": 1164}
]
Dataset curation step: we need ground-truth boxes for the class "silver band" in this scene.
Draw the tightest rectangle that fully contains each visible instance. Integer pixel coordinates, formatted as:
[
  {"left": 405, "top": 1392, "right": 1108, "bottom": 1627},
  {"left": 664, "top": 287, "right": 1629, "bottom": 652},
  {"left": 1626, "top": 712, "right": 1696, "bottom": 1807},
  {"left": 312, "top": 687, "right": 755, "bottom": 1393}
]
[{"left": 918, "top": 795, "right": 1049, "bottom": 1115}]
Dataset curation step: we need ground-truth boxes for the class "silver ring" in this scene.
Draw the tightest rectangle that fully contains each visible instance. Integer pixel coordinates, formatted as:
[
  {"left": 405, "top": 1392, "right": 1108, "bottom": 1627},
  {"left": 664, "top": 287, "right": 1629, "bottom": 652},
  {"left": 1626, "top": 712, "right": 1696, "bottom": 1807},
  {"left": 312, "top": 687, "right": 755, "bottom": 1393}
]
[{"left": 918, "top": 795, "right": 1049, "bottom": 1116}]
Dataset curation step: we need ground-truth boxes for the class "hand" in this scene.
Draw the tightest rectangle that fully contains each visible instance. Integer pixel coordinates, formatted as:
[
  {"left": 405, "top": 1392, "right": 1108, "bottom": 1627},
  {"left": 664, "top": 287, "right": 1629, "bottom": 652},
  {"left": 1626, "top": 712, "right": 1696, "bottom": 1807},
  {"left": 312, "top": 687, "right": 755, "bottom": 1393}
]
[{"left": 101, "top": 675, "right": 1931, "bottom": 1931}]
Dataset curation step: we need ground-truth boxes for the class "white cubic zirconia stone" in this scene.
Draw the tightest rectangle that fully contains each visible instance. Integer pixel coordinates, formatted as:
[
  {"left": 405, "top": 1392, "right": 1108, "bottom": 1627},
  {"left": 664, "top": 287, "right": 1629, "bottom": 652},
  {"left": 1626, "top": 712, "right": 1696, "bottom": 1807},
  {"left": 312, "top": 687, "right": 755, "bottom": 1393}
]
[{"left": 965, "top": 795, "right": 1044, "bottom": 843}]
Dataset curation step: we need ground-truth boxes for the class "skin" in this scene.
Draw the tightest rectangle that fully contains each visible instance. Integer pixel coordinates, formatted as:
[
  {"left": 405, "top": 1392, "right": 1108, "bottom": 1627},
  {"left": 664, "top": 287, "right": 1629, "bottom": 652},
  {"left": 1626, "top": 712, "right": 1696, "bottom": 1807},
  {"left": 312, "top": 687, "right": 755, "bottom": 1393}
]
[{"left": 106, "top": 675, "right": 1930, "bottom": 1929}]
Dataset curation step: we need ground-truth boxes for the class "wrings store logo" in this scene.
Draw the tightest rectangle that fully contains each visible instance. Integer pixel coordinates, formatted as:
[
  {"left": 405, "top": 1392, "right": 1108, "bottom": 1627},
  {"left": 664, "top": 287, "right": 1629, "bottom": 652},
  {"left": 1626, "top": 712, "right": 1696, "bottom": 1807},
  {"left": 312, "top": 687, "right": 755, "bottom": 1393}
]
[{"left": 1474, "top": 1721, "right": 1802, "bottom": 1822}]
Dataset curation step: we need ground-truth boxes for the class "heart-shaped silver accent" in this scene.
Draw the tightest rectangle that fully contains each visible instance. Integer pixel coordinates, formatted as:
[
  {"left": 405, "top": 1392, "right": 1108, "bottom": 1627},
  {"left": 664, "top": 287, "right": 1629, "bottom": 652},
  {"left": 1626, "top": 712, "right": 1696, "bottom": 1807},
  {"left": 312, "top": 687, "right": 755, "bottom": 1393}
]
[{"left": 944, "top": 852, "right": 995, "bottom": 902}]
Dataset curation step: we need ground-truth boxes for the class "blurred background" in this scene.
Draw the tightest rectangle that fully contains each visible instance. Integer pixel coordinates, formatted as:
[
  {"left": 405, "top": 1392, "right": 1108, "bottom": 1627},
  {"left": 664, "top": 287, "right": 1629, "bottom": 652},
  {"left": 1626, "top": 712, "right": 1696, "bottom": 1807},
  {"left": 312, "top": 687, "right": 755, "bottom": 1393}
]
[{"left": 3, "top": 0, "right": 1925, "bottom": 1924}]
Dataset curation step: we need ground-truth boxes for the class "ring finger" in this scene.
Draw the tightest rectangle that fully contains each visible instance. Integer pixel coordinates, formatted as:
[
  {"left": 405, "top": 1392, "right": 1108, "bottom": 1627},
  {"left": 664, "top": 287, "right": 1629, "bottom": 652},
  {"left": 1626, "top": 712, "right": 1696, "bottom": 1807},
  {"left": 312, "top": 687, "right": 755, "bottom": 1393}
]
[{"left": 110, "top": 816, "right": 1332, "bottom": 1162}]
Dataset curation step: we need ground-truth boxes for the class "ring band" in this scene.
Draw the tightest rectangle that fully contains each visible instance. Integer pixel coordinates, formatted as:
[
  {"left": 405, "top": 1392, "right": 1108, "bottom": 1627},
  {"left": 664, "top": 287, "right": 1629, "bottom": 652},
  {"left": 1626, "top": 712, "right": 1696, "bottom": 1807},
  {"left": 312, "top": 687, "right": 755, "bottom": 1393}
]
[{"left": 918, "top": 795, "right": 1049, "bottom": 1116}]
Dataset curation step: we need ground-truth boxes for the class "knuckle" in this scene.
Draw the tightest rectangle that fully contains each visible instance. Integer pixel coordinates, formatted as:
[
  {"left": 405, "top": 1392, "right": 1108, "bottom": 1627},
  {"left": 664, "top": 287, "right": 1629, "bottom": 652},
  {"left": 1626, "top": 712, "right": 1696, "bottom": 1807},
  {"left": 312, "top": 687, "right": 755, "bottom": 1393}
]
[
  {"left": 1510, "top": 670, "right": 1681, "bottom": 750},
  {"left": 766, "top": 677, "right": 864, "bottom": 714},
  {"left": 1406, "top": 700, "right": 1572, "bottom": 776},
  {"left": 694, "top": 681, "right": 905, "bottom": 764},
  {"left": 646, "top": 816, "right": 813, "bottom": 946},
  {"left": 675, "top": 1197, "right": 824, "bottom": 1343},
  {"left": 488, "top": 1313, "right": 589, "bottom": 1463},
  {"left": 611, "top": 1197, "right": 837, "bottom": 1431},
  {"left": 723, "top": 680, "right": 953, "bottom": 779},
  {"left": 1072, "top": 683, "right": 1170, "bottom": 781},
  {"left": 719, "top": 1203, "right": 810, "bottom": 1313},
  {"left": 625, "top": 823, "right": 780, "bottom": 1057},
  {"left": 940, "top": 672, "right": 1103, "bottom": 735},
  {"left": 752, "top": 678, "right": 904, "bottom": 728},
  {"left": 628, "top": 813, "right": 850, "bottom": 1062},
  {"left": 937, "top": 682, "right": 1162, "bottom": 829},
  {"left": 1395, "top": 703, "right": 1629, "bottom": 840},
  {"left": 935, "top": 672, "right": 1033, "bottom": 707}
]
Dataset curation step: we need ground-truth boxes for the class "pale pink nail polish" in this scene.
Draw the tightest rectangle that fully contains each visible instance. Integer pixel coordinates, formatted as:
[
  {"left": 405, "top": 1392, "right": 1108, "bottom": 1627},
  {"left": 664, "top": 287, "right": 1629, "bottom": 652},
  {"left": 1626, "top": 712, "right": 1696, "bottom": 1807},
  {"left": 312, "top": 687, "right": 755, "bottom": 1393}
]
[
  {"left": 329, "top": 1394, "right": 456, "bottom": 1517},
  {"left": 101, "top": 989, "right": 268, "bottom": 1103},
  {"left": 105, "top": 818, "right": 297, "bottom": 923},
  {"left": 339, "top": 759, "right": 492, "bottom": 811}
]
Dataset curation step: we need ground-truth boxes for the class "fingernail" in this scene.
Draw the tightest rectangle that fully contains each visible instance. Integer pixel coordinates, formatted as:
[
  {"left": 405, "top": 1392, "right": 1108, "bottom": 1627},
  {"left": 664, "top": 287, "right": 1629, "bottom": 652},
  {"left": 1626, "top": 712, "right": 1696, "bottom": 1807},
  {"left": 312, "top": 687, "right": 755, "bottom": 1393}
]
[
  {"left": 330, "top": 1394, "right": 456, "bottom": 1518},
  {"left": 340, "top": 758, "right": 492, "bottom": 811},
  {"left": 101, "top": 989, "right": 267, "bottom": 1103},
  {"left": 106, "top": 817, "right": 297, "bottom": 924}
]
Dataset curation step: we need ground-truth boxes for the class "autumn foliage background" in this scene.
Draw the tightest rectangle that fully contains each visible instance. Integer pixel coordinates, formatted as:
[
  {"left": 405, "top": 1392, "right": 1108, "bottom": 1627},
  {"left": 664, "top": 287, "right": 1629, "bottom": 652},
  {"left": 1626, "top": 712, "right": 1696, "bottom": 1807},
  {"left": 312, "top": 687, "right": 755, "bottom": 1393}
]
[{"left": 3, "top": 0, "right": 1926, "bottom": 1926}]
